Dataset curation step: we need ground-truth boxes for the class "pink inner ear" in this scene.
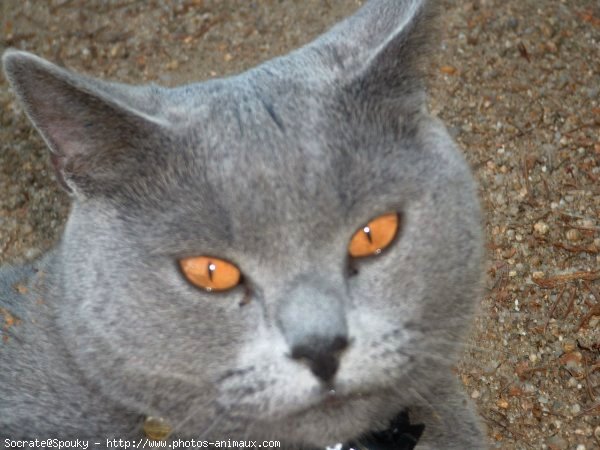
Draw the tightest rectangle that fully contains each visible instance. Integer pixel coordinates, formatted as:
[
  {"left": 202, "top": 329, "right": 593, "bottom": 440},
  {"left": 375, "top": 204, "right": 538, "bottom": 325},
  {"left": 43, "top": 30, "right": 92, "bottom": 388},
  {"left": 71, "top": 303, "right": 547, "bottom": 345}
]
[
  {"left": 44, "top": 117, "right": 91, "bottom": 192},
  {"left": 45, "top": 113, "right": 92, "bottom": 157}
]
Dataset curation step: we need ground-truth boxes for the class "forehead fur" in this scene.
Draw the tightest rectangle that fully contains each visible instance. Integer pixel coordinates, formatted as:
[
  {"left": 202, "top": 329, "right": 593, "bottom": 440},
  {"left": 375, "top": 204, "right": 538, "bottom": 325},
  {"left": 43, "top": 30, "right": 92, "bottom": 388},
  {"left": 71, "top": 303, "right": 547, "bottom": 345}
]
[{"left": 158, "top": 72, "right": 424, "bottom": 220}]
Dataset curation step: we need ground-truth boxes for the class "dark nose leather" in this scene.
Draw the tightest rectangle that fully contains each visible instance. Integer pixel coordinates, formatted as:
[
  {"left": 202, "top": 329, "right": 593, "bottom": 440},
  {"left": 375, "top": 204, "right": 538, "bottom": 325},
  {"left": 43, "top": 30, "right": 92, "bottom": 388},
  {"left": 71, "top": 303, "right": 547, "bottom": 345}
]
[{"left": 290, "top": 334, "right": 349, "bottom": 383}]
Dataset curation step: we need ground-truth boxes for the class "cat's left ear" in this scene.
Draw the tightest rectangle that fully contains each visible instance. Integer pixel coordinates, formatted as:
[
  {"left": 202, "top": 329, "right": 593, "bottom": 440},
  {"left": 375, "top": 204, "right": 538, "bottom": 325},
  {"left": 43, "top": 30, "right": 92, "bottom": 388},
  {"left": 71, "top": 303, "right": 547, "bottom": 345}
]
[{"left": 305, "top": 0, "right": 435, "bottom": 99}]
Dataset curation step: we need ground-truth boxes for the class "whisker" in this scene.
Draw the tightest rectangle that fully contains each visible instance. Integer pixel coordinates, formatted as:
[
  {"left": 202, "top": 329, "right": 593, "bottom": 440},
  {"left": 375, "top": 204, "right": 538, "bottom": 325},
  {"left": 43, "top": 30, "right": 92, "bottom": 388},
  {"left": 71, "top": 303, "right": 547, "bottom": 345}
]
[
  {"left": 407, "top": 385, "right": 436, "bottom": 412},
  {"left": 171, "top": 391, "right": 240, "bottom": 437}
]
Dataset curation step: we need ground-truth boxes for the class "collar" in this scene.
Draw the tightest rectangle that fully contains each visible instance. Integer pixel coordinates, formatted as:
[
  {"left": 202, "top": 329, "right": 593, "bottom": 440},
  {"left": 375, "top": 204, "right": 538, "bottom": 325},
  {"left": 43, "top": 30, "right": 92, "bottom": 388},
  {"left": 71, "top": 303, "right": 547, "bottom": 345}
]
[
  {"left": 143, "top": 410, "right": 424, "bottom": 450},
  {"left": 329, "top": 410, "right": 424, "bottom": 450}
]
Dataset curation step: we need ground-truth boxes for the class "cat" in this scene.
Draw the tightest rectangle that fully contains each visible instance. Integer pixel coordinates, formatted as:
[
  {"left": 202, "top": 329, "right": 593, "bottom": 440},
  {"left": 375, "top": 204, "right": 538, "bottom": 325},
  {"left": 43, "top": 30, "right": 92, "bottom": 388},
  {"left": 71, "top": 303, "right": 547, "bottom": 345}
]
[{"left": 0, "top": 0, "right": 486, "bottom": 448}]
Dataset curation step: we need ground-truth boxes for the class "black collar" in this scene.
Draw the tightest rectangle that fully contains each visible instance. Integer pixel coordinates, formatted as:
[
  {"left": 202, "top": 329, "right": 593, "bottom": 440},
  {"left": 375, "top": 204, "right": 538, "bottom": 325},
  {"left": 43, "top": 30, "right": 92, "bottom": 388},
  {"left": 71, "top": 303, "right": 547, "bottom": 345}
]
[{"left": 324, "top": 410, "right": 424, "bottom": 450}]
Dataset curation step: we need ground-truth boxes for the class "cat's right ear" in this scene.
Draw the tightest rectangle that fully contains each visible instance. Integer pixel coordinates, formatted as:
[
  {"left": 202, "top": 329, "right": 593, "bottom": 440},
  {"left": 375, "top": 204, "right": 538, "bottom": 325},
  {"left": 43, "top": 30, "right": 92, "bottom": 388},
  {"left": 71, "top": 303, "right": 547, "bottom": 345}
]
[
  {"left": 304, "top": 0, "right": 436, "bottom": 103},
  {"left": 2, "top": 50, "right": 169, "bottom": 198}
]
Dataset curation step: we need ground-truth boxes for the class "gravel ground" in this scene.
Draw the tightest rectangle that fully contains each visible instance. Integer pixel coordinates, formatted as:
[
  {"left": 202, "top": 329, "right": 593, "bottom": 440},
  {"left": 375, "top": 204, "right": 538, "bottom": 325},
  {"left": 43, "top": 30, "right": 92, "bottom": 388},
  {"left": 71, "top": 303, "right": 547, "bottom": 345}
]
[{"left": 1, "top": 1, "right": 599, "bottom": 449}]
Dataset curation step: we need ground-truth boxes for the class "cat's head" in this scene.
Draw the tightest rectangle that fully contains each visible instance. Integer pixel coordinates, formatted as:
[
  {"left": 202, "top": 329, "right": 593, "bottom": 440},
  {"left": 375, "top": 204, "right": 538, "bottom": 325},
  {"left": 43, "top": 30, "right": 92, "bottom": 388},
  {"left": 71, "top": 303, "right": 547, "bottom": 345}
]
[{"left": 2, "top": 0, "right": 482, "bottom": 446}]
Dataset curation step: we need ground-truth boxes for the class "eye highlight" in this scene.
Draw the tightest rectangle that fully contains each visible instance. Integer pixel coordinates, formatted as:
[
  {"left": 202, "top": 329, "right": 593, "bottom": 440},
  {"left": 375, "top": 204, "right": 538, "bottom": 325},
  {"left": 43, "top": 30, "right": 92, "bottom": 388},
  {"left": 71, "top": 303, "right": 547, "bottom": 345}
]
[
  {"left": 179, "top": 256, "right": 241, "bottom": 292},
  {"left": 348, "top": 213, "right": 400, "bottom": 258}
]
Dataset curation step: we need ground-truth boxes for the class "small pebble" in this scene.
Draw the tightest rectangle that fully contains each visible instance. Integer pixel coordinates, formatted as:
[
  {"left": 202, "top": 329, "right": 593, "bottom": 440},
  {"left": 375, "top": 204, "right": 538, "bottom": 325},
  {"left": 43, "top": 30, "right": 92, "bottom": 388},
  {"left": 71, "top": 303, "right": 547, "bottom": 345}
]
[
  {"left": 546, "top": 435, "right": 568, "bottom": 450},
  {"left": 562, "top": 340, "right": 576, "bottom": 353},
  {"left": 506, "top": 17, "right": 519, "bottom": 29},
  {"left": 483, "top": 360, "right": 499, "bottom": 375},
  {"left": 440, "top": 65, "right": 457, "bottom": 75},
  {"left": 165, "top": 60, "right": 179, "bottom": 70},
  {"left": 534, "top": 221, "right": 549, "bottom": 235},
  {"left": 566, "top": 229, "right": 580, "bottom": 241}
]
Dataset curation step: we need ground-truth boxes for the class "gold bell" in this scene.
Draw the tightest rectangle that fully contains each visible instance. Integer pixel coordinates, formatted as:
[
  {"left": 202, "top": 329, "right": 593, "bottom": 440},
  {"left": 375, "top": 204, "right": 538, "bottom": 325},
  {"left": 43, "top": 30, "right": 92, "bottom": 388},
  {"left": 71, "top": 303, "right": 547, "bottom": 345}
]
[{"left": 143, "top": 416, "right": 172, "bottom": 441}]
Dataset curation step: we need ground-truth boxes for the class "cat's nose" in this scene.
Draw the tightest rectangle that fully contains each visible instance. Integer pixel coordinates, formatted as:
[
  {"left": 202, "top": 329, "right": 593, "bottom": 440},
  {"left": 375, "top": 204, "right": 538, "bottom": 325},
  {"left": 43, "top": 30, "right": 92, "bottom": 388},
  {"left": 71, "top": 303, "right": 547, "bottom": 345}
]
[{"left": 290, "top": 335, "right": 349, "bottom": 383}]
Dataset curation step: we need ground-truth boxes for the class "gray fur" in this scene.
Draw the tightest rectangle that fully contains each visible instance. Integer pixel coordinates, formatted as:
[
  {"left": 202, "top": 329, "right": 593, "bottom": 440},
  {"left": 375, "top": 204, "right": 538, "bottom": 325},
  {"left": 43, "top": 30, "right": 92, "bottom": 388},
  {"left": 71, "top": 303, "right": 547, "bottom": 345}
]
[{"left": 1, "top": 0, "right": 486, "bottom": 448}]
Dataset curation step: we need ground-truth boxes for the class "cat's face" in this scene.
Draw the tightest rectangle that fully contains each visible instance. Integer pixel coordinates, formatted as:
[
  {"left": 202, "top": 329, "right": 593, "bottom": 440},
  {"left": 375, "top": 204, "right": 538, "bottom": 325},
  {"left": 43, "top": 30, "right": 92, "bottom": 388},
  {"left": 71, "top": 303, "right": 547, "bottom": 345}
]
[
  {"left": 3, "top": 0, "right": 482, "bottom": 446},
  {"left": 57, "top": 77, "right": 480, "bottom": 445}
]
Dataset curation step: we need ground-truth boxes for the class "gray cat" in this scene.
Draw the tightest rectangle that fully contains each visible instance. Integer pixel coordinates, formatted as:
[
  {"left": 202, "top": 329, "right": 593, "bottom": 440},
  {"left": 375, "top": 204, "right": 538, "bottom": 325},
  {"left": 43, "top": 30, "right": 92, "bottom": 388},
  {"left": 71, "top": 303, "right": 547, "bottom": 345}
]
[{"left": 1, "top": 0, "right": 486, "bottom": 448}]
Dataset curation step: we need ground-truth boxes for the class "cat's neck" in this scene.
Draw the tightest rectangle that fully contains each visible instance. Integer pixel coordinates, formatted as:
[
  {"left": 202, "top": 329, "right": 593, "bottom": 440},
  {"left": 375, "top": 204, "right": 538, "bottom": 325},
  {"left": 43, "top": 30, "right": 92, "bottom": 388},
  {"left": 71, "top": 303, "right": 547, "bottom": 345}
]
[{"left": 0, "top": 253, "right": 141, "bottom": 439}]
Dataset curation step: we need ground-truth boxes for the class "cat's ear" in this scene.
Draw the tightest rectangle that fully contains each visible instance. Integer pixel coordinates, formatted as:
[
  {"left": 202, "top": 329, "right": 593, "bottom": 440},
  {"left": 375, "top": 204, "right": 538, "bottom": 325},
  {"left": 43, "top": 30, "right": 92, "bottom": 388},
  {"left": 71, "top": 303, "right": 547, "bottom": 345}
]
[
  {"left": 307, "top": 0, "right": 435, "bottom": 99},
  {"left": 2, "top": 50, "right": 169, "bottom": 198}
]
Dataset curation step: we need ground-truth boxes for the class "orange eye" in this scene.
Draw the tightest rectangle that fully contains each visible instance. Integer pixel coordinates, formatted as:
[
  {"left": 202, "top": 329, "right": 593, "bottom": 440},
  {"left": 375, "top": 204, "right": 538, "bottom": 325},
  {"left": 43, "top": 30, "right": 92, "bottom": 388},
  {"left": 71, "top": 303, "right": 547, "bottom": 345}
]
[
  {"left": 348, "top": 213, "right": 399, "bottom": 258},
  {"left": 179, "top": 256, "right": 241, "bottom": 292}
]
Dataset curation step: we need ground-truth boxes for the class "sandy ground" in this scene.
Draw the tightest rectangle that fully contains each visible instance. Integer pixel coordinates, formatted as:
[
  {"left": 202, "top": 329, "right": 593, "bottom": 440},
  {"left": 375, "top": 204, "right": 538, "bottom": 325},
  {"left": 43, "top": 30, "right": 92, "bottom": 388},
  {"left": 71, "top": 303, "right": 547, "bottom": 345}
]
[{"left": 1, "top": 1, "right": 599, "bottom": 448}]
